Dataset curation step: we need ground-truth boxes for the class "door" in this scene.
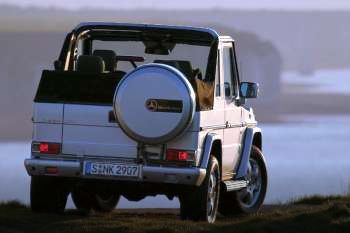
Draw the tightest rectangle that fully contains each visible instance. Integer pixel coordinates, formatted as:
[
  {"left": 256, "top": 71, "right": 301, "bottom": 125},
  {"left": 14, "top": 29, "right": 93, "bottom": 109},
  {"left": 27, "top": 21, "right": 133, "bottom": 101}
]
[{"left": 221, "top": 41, "right": 243, "bottom": 180}]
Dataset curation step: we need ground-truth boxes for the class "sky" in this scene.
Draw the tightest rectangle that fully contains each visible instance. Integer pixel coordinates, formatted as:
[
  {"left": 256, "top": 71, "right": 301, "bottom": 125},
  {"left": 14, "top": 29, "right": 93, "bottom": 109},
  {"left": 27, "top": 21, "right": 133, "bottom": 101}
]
[{"left": 1, "top": 0, "right": 350, "bottom": 11}]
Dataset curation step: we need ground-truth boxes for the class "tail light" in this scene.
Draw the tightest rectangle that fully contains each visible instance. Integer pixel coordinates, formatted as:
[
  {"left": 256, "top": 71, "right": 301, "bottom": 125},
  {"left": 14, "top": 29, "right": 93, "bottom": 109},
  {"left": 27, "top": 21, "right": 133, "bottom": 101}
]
[
  {"left": 166, "top": 149, "right": 195, "bottom": 162},
  {"left": 32, "top": 142, "right": 61, "bottom": 154}
]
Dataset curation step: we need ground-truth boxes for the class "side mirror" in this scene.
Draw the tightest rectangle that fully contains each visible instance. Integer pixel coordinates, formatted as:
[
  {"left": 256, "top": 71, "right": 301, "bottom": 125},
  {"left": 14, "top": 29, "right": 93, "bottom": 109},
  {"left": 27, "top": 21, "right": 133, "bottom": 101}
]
[
  {"left": 240, "top": 82, "right": 259, "bottom": 99},
  {"left": 54, "top": 60, "right": 63, "bottom": 71}
]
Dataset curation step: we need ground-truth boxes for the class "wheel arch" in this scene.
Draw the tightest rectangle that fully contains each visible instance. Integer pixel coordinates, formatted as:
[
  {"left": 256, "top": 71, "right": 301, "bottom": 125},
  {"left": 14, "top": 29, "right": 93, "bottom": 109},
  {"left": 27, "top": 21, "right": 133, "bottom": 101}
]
[
  {"left": 252, "top": 131, "right": 262, "bottom": 151},
  {"left": 200, "top": 132, "right": 222, "bottom": 173},
  {"left": 235, "top": 127, "right": 263, "bottom": 179}
]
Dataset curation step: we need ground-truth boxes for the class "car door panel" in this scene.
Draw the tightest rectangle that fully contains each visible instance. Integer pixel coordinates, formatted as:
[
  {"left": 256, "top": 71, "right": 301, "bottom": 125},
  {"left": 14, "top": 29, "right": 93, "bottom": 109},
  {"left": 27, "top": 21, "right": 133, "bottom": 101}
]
[{"left": 221, "top": 42, "right": 243, "bottom": 180}]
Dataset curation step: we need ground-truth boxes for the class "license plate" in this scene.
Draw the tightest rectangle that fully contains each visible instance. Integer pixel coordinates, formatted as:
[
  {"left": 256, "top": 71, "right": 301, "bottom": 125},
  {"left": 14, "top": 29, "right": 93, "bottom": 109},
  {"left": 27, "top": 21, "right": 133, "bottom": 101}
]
[{"left": 84, "top": 162, "right": 141, "bottom": 178}]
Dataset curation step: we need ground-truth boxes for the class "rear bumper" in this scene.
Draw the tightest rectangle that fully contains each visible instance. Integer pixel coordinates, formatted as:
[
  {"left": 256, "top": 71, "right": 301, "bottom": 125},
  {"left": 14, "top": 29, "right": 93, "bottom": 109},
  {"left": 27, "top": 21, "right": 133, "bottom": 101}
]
[{"left": 24, "top": 158, "right": 206, "bottom": 186}]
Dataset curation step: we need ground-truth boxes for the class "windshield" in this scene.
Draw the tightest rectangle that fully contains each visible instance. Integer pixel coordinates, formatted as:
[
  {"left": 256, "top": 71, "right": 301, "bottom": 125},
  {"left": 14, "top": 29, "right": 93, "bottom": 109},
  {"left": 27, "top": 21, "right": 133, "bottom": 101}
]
[
  {"left": 71, "top": 28, "right": 216, "bottom": 81},
  {"left": 89, "top": 40, "right": 210, "bottom": 78}
]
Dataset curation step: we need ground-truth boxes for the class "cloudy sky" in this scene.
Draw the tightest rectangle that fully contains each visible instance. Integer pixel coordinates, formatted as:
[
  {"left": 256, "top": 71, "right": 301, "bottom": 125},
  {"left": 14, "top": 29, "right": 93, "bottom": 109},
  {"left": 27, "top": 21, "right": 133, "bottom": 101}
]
[{"left": 1, "top": 0, "right": 350, "bottom": 11}]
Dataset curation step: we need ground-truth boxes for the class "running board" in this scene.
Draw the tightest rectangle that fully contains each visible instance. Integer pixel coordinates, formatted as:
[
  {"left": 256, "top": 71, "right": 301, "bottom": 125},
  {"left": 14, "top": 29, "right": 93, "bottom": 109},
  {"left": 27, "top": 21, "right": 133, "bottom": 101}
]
[{"left": 223, "top": 180, "right": 248, "bottom": 192}]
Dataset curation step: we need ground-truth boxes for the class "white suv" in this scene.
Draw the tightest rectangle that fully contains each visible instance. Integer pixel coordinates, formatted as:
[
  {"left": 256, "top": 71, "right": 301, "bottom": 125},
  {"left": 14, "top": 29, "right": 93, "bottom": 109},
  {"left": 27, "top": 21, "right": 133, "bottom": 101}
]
[{"left": 25, "top": 23, "right": 267, "bottom": 223}]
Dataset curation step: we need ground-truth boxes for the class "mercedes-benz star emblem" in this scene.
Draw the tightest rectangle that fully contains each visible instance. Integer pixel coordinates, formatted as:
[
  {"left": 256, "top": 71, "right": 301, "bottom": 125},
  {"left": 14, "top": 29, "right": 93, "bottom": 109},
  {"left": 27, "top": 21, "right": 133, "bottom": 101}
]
[{"left": 146, "top": 99, "right": 158, "bottom": 112}]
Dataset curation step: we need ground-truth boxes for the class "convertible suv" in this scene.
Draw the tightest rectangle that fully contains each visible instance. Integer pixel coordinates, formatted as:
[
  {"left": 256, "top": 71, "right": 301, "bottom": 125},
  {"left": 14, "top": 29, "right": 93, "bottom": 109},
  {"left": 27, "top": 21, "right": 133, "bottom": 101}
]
[{"left": 25, "top": 23, "right": 267, "bottom": 223}]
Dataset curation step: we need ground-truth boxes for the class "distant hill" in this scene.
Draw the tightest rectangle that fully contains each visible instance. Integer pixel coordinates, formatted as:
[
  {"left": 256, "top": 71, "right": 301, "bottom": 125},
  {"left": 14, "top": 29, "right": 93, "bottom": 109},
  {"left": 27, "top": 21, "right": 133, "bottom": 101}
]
[{"left": 0, "top": 5, "right": 349, "bottom": 71}]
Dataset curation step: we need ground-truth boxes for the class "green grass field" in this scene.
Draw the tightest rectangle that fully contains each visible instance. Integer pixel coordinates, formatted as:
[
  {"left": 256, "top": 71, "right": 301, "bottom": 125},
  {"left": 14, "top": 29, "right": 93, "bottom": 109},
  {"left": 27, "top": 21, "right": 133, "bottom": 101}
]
[{"left": 0, "top": 196, "right": 349, "bottom": 233}]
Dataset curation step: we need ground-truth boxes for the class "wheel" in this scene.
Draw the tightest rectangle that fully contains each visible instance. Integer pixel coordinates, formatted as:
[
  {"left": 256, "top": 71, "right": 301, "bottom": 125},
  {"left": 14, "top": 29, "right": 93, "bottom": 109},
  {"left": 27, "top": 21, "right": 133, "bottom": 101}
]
[
  {"left": 30, "top": 176, "right": 69, "bottom": 213},
  {"left": 219, "top": 146, "right": 267, "bottom": 215},
  {"left": 179, "top": 156, "right": 220, "bottom": 223},
  {"left": 72, "top": 186, "right": 120, "bottom": 213},
  {"left": 92, "top": 191, "right": 120, "bottom": 213},
  {"left": 71, "top": 186, "right": 94, "bottom": 213}
]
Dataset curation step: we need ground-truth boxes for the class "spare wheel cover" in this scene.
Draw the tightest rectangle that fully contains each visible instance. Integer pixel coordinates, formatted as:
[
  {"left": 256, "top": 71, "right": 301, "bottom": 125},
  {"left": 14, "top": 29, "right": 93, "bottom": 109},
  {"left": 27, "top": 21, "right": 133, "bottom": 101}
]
[{"left": 113, "top": 63, "right": 196, "bottom": 144}]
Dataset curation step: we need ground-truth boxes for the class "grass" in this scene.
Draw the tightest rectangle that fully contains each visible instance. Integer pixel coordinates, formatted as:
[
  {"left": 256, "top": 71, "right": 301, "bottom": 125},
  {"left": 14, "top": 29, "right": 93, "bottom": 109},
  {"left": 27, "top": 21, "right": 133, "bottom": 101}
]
[
  {"left": 292, "top": 195, "right": 350, "bottom": 205},
  {"left": 0, "top": 196, "right": 350, "bottom": 233}
]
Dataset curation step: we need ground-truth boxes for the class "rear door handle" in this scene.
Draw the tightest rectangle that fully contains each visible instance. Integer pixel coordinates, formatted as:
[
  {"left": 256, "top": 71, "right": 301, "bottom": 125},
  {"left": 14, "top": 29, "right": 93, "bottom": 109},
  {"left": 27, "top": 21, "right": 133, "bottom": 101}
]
[{"left": 108, "top": 110, "right": 116, "bottom": 123}]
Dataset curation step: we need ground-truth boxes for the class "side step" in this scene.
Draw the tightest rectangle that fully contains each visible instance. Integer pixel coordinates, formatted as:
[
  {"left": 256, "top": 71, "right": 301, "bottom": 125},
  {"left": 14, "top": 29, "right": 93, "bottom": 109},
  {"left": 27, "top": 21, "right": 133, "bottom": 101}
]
[{"left": 223, "top": 180, "right": 248, "bottom": 192}]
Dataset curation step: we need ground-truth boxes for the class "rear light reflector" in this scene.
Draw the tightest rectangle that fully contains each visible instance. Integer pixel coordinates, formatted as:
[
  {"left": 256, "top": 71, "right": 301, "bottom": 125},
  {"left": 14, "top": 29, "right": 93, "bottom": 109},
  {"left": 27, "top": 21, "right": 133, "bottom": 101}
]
[
  {"left": 45, "top": 167, "right": 59, "bottom": 174},
  {"left": 166, "top": 149, "right": 194, "bottom": 161},
  {"left": 32, "top": 142, "right": 61, "bottom": 154}
]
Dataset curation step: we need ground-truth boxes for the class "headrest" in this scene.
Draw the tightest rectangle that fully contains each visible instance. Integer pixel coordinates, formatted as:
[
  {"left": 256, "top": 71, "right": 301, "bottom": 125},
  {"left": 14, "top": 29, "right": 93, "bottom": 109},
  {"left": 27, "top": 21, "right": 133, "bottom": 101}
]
[
  {"left": 93, "top": 50, "right": 117, "bottom": 72},
  {"left": 154, "top": 60, "right": 193, "bottom": 80},
  {"left": 77, "top": 55, "right": 105, "bottom": 73}
]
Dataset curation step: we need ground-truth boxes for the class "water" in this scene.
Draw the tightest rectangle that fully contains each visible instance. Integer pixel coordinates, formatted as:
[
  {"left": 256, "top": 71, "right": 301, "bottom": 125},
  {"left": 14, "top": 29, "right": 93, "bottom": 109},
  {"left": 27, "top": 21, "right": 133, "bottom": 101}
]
[
  {"left": 1, "top": 114, "right": 349, "bottom": 208},
  {"left": 263, "top": 115, "right": 350, "bottom": 203},
  {"left": 283, "top": 69, "right": 350, "bottom": 95}
]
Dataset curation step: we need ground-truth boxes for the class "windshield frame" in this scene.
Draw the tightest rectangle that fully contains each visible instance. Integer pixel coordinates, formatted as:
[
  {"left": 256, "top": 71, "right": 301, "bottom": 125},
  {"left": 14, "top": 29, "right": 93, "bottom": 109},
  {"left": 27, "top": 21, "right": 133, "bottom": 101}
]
[{"left": 61, "top": 24, "right": 219, "bottom": 82}]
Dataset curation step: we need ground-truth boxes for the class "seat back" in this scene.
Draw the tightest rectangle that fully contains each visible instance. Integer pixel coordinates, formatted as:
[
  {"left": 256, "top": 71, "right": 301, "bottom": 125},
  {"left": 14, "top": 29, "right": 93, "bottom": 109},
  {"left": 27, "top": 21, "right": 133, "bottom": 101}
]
[
  {"left": 93, "top": 50, "right": 117, "bottom": 73},
  {"left": 174, "top": 60, "right": 194, "bottom": 80},
  {"left": 76, "top": 55, "right": 105, "bottom": 73}
]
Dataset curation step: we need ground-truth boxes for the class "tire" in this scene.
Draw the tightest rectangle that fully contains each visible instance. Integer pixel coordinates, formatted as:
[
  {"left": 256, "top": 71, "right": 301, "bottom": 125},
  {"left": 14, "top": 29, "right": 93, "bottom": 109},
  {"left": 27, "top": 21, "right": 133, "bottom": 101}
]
[
  {"left": 72, "top": 186, "right": 120, "bottom": 213},
  {"left": 179, "top": 156, "right": 220, "bottom": 223},
  {"left": 219, "top": 146, "right": 267, "bottom": 215},
  {"left": 30, "top": 176, "right": 69, "bottom": 214},
  {"left": 71, "top": 186, "right": 94, "bottom": 213},
  {"left": 93, "top": 191, "right": 120, "bottom": 213},
  {"left": 113, "top": 64, "right": 196, "bottom": 144}
]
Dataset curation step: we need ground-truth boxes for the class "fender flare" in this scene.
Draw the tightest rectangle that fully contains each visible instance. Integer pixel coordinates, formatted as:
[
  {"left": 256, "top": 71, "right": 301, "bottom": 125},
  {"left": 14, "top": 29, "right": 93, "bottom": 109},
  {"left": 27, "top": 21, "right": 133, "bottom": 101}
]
[
  {"left": 235, "top": 127, "right": 263, "bottom": 179},
  {"left": 199, "top": 132, "right": 222, "bottom": 169}
]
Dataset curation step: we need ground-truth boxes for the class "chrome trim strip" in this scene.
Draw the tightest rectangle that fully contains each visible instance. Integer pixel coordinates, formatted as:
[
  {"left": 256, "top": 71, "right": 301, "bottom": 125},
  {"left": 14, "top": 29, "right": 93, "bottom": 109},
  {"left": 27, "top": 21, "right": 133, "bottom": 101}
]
[
  {"left": 200, "top": 122, "right": 253, "bottom": 131},
  {"left": 200, "top": 124, "right": 227, "bottom": 131},
  {"left": 228, "top": 123, "right": 244, "bottom": 128}
]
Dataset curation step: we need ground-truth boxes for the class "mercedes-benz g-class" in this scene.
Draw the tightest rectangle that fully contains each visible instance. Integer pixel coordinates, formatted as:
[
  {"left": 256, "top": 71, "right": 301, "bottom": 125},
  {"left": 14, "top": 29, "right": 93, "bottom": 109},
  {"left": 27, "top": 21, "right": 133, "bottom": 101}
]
[{"left": 25, "top": 23, "right": 267, "bottom": 223}]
